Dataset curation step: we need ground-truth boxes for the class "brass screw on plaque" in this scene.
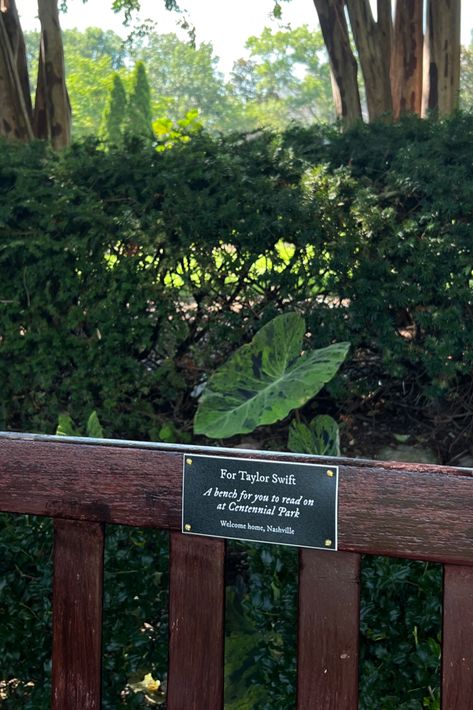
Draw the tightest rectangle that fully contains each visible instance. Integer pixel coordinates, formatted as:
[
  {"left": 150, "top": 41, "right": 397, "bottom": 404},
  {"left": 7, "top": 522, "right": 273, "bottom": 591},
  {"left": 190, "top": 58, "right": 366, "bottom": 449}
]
[
  {"left": 184, "top": 524, "right": 192, "bottom": 531},
  {"left": 186, "top": 458, "right": 193, "bottom": 465},
  {"left": 326, "top": 470, "right": 334, "bottom": 477},
  {"left": 324, "top": 539, "right": 332, "bottom": 547}
]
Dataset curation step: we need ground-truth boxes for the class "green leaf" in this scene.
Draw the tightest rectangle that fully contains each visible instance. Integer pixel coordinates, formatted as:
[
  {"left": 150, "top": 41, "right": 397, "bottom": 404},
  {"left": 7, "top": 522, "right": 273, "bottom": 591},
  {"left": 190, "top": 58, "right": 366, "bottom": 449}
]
[
  {"left": 288, "top": 415, "right": 340, "bottom": 456},
  {"left": 86, "top": 411, "right": 104, "bottom": 438},
  {"left": 56, "top": 413, "right": 79, "bottom": 437},
  {"left": 194, "top": 313, "right": 349, "bottom": 438},
  {"left": 287, "top": 420, "right": 314, "bottom": 454}
]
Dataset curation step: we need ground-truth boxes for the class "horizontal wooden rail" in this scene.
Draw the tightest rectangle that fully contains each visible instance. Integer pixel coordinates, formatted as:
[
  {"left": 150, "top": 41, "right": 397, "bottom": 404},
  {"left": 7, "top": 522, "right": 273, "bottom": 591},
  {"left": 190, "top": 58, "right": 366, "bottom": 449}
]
[{"left": 0, "top": 432, "right": 472, "bottom": 565}]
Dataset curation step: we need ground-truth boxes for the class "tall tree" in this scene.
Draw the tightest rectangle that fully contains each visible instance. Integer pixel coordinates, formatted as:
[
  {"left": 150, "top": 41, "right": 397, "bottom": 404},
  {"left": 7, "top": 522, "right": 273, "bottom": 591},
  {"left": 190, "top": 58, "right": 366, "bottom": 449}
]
[
  {"left": 345, "top": 0, "right": 392, "bottom": 120},
  {"left": 311, "top": 0, "right": 461, "bottom": 125},
  {"left": 391, "top": 0, "right": 423, "bottom": 119},
  {"left": 0, "top": 0, "right": 34, "bottom": 140},
  {"left": 313, "top": 0, "right": 361, "bottom": 127},
  {"left": 33, "top": 0, "right": 71, "bottom": 147},
  {"left": 422, "top": 0, "right": 461, "bottom": 117},
  {"left": 127, "top": 60, "right": 153, "bottom": 137},
  {"left": 101, "top": 72, "right": 127, "bottom": 143},
  {"left": 0, "top": 0, "right": 70, "bottom": 147}
]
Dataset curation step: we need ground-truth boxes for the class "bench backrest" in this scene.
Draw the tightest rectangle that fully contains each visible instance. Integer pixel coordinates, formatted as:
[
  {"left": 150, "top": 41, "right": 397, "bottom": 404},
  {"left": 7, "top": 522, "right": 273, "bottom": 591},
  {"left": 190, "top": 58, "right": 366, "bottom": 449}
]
[{"left": 1, "top": 432, "right": 472, "bottom": 709}]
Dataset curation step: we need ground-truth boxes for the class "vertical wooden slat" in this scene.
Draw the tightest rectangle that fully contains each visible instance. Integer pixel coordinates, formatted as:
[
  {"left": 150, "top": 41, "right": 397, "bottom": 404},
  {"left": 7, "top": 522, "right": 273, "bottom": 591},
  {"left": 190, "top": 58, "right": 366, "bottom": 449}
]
[
  {"left": 167, "top": 533, "right": 225, "bottom": 709},
  {"left": 297, "top": 549, "right": 360, "bottom": 710},
  {"left": 442, "top": 564, "right": 473, "bottom": 708},
  {"left": 52, "top": 519, "right": 104, "bottom": 710}
]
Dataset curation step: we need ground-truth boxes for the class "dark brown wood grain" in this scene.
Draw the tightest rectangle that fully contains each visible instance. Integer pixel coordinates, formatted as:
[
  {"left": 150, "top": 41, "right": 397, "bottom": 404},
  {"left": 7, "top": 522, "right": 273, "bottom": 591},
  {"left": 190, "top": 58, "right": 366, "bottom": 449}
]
[
  {"left": 297, "top": 550, "right": 360, "bottom": 709},
  {"left": 1, "top": 434, "right": 473, "bottom": 564},
  {"left": 167, "top": 533, "right": 225, "bottom": 709},
  {"left": 442, "top": 564, "right": 473, "bottom": 708},
  {"left": 52, "top": 519, "right": 104, "bottom": 710}
]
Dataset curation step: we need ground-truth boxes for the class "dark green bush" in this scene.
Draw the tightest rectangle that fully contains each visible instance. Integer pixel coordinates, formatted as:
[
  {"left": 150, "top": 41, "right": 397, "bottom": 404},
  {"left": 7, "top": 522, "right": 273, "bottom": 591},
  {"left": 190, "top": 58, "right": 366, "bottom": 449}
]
[
  {"left": 285, "top": 114, "right": 473, "bottom": 403},
  {"left": 0, "top": 515, "right": 52, "bottom": 708},
  {"left": 2, "top": 117, "right": 473, "bottom": 438},
  {"left": 360, "top": 556, "right": 441, "bottom": 709},
  {"left": 0, "top": 133, "right": 321, "bottom": 439}
]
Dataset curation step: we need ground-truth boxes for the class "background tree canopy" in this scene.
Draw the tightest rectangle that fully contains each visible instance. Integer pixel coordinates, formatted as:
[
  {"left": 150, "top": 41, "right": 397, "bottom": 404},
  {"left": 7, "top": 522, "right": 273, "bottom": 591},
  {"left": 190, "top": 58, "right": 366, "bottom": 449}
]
[
  {"left": 231, "top": 25, "right": 334, "bottom": 128},
  {"left": 16, "top": 18, "right": 473, "bottom": 141},
  {"left": 0, "top": 0, "right": 466, "bottom": 146}
]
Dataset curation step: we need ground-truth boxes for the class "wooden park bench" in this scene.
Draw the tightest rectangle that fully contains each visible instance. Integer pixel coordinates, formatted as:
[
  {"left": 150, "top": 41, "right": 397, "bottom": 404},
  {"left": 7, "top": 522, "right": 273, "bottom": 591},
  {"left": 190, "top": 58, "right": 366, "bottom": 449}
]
[{"left": 0, "top": 431, "right": 472, "bottom": 709}]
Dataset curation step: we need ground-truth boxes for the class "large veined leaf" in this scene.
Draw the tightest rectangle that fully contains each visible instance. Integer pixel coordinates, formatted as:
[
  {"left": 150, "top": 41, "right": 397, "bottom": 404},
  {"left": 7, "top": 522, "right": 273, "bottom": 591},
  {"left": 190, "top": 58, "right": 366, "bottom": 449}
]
[
  {"left": 194, "top": 313, "right": 349, "bottom": 439},
  {"left": 288, "top": 415, "right": 341, "bottom": 456}
]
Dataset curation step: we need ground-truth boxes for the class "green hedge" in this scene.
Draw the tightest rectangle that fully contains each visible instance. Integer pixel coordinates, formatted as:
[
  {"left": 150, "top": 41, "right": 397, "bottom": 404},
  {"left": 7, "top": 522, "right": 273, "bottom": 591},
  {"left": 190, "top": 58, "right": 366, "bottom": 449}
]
[
  {"left": 2, "top": 116, "right": 473, "bottom": 438},
  {"left": 285, "top": 115, "right": 473, "bottom": 402},
  {"left": 0, "top": 133, "right": 320, "bottom": 439}
]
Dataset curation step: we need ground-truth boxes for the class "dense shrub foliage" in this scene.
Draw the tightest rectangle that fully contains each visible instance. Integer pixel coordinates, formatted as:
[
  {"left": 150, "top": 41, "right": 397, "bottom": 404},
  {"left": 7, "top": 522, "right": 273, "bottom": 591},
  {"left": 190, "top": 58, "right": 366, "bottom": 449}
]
[
  {"left": 0, "top": 516, "right": 52, "bottom": 707},
  {"left": 0, "top": 133, "right": 320, "bottom": 438},
  {"left": 286, "top": 115, "right": 473, "bottom": 403},
  {"left": 1, "top": 116, "right": 472, "bottom": 438},
  {"left": 1, "top": 114, "right": 471, "bottom": 706}
]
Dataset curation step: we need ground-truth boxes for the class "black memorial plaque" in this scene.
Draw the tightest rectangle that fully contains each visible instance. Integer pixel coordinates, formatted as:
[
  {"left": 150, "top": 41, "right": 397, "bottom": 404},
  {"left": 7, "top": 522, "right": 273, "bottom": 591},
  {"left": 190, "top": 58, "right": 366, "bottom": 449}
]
[{"left": 182, "top": 454, "right": 338, "bottom": 550}]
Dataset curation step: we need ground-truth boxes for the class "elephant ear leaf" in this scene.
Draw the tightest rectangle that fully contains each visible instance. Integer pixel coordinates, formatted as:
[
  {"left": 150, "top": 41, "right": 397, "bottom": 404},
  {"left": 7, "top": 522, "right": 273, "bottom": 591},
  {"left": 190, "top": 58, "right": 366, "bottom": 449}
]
[
  {"left": 194, "top": 312, "right": 349, "bottom": 439},
  {"left": 288, "top": 415, "right": 341, "bottom": 456}
]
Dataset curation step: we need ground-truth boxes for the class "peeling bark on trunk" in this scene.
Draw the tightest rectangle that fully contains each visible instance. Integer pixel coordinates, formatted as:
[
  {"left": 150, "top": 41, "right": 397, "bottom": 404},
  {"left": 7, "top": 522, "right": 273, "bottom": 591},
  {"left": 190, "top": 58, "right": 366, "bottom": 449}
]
[
  {"left": 0, "top": 0, "right": 33, "bottom": 141},
  {"left": 346, "top": 0, "right": 393, "bottom": 121},
  {"left": 313, "top": 0, "right": 362, "bottom": 129},
  {"left": 34, "top": 0, "right": 71, "bottom": 148},
  {"left": 422, "top": 0, "right": 461, "bottom": 117},
  {"left": 313, "top": 0, "right": 461, "bottom": 126},
  {"left": 391, "top": 0, "right": 423, "bottom": 119}
]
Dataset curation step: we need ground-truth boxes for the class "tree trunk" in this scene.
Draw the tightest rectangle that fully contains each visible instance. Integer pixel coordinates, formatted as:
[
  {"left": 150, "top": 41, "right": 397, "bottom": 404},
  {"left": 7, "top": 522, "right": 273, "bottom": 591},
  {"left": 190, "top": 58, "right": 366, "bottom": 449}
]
[
  {"left": 33, "top": 0, "right": 71, "bottom": 148},
  {"left": 422, "top": 0, "right": 461, "bottom": 117},
  {"left": 0, "top": 0, "right": 34, "bottom": 141},
  {"left": 312, "top": 0, "right": 362, "bottom": 128},
  {"left": 391, "top": 0, "right": 423, "bottom": 119},
  {"left": 346, "top": 0, "right": 393, "bottom": 121}
]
